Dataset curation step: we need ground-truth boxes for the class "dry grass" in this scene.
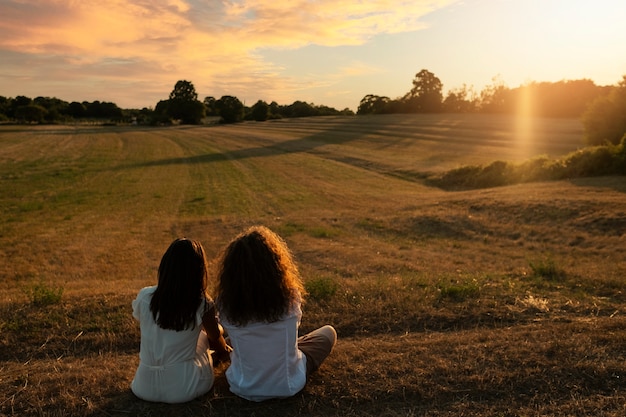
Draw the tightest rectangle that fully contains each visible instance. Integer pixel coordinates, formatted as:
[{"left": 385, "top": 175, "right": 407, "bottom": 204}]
[{"left": 1, "top": 115, "right": 625, "bottom": 416}]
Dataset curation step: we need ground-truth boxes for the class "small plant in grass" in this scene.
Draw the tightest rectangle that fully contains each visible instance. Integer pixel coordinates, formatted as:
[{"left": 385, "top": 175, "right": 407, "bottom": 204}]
[
  {"left": 306, "top": 276, "right": 339, "bottom": 302},
  {"left": 277, "top": 221, "right": 306, "bottom": 237},
  {"left": 437, "top": 279, "right": 480, "bottom": 302},
  {"left": 24, "top": 281, "right": 64, "bottom": 306},
  {"left": 528, "top": 254, "right": 566, "bottom": 282},
  {"left": 309, "top": 226, "right": 339, "bottom": 239}
]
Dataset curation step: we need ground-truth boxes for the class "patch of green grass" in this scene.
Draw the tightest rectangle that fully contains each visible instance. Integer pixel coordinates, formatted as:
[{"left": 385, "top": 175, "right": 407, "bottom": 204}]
[
  {"left": 437, "top": 278, "right": 480, "bottom": 302},
  {"left": 24, "top": 281, "right": 64, "bottom": 306},
  {"left": 305, "top": 276, "right": 339, "bottom": 301},
  {"left": 308, "top": 226, "right": 339, "bottom": 239},
  {"left": 277, "top": 221, "right": 306, "bottom": 237},
  {"left": 528, "top": 254, "right": 566, "bottom": 282},
  {"left": 18, "top": 201, "right": 44, "bottom": 212}
]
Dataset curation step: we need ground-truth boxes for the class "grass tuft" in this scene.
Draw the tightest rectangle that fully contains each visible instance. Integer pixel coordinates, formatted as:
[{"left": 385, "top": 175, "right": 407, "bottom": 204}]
[
  {"left": 305, "top": 276, "right": 339, "bottom": 301},
  {"left": 24, "top": 281, "right": 64, "bottom": 306},
  {"left": 528, "top": 254, "right": 566, "bottom": 282},
  {"left": 437, "top": 278, "right": 480, "bottom": 302}
]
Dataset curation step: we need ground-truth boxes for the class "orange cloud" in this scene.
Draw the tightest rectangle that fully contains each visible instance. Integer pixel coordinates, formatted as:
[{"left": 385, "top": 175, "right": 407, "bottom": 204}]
[{"left": 1, "top": 0, "right": 452, "bottom": 56}]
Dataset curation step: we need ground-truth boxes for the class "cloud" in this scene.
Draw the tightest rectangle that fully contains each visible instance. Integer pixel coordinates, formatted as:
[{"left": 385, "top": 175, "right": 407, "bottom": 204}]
[
  {"left": 221, "top": 0, "right": 447, "bottom": 47},
  {"left": 0, "top": 0, "right": 455, "bottom": 107}
]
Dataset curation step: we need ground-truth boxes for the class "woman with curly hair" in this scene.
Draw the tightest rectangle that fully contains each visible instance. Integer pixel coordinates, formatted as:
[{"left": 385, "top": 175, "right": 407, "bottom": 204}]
[
  {"left": 131, "top": 238, "right": 231, "bottom": 403},
  {"left": 215, "top": 226, "right": 337, "bottom": 402}
]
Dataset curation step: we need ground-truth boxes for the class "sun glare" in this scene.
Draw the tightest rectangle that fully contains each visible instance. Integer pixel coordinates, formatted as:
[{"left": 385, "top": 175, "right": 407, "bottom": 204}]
[{"left": 514, "top": 85, "right": 534, "bottom": 160}]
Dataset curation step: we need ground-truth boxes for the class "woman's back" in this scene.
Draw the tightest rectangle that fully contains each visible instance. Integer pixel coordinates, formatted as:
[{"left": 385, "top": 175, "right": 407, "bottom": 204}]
[
  {"left": 131, "top": 286, "right": 214, "bottom": 403},
  {"left": 220, "top": 304, "right": 306, "bottom": 402}
]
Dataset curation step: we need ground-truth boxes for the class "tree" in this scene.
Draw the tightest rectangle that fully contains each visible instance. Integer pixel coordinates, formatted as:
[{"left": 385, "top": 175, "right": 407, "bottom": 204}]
[
  {"left": 67, "top": 101, "right": 86, "bottom": 118},
  {"left": 405, "top": 69, "right": 443, "bottom": 112},
  {"left": 14, "top": 104, "right": 47, "bottom": 123},
  {"left": 582, "top": 75, "right": 626, "bottom": 145},
  {"left": 152, "top": 100, "right": 172, "bottom": 124},
  {"left": 269, "top": 101, "right": 281, "bottom": 118},
  {"left": 357, "top": 94, "right": 390, "bottom": 114},
  {"left": 8, "top": 96, "right": 32, "bottom": 118},
  {"left": 203, "top": 96, "right": 217, "bottom": 116},
  {"left": 249, "top": 100, "right": 269, "bottom": 121},
  {"left": 169, "top": 80, "right": 198, "bottom": 102},
  {"left": 83, "top": 101, "right": 123, "bottom": 120},
  {"left": 30, "top": 97, "right": 68, "bottom": 122},
  {"left": 0, "top": 96, "right": 9, "bottom": 121},
  {"left": 443, "top": 85, "right": 478, "bottom": 113},
  {"left": 286, "top": 101, "right": 318, "bottom": 118},
  {"left": 478, "top": 75, "right": 512, "bottom": 113},
  {"left": 216, "top": 95, "right": 245, "bottom": 123},
  {"left": 164, "top": 80, "right": 205, "bottom": 124}
]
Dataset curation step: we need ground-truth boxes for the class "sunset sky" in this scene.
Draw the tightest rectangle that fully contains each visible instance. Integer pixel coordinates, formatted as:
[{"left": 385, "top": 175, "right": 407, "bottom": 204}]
[{"left": 1, "top": 0, "right": 625, "bottom": 111}]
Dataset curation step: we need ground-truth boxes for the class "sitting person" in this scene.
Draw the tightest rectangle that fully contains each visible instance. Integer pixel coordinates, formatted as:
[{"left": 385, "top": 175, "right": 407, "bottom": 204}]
[
  {"left": 131, "top": 238, "right": 230, "bottom": 403},
  {"left": 214, "top": 225, "right": 337, "bottom": 401}
]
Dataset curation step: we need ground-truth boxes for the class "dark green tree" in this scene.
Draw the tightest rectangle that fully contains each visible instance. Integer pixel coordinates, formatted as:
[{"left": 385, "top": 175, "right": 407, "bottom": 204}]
[
  {"left": 250, "top": 100, "right": 269, "bottom": 121},
  {"left": 8, "top": 96, "right": 32, "bottom": 118},
  {"left": 14, "top": 104, "right": 47, "bottom": 123},
  {"left": 170, "top": 80, "right": 198, "bottom": 101},
  {"left": 216, "top": 95, "right": 245, "bottom": 123},
  {"left": 269, "top": 101, "right": 281, "bottom": 118},
  {"left": 0, "top": 96, "right": 11, "bottom": 120},
  {"left": 152, "top": 100, "right": 173, "bottom": 124},
  {"left": 405, "top": 69, "right": 443, "bottom": 112},
  {"left": 285, "top": 101, "right": 318, "bottom": 117},
  {"left": 165, "top": 80, "right": 205, "bottom": 124},
  {"left": 83, "top": 101, "right": 123, "bottom": 120},
  {"left": 203, "top": 96, "right": 217, "bottom": 116},
  {"left": 357, "top": 94, "right": 390, "bottom": 114},
  {"left": 67, "top": 101, "right": 86, "bottom": 118}
]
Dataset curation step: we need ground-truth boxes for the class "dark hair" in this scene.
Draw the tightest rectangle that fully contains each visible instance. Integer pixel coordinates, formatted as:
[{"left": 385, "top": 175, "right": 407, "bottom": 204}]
[
  {"left": 215, "top": 226, "right": 306, "bottom": 326},
  {"left": 150, "top": 238, "right": 208, "bottom": 331}
]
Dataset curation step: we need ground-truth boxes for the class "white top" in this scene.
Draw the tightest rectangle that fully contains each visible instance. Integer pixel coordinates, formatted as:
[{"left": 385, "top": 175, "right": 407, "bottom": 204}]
[
  {"left": 220, "top": 303, "right": 307, "bottom": 402},
  {"left": 131, "top": 286, "right": 214, "bottom": 403}
]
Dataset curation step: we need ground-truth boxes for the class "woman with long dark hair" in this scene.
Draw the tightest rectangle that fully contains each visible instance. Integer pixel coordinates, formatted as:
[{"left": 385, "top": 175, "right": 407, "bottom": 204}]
[{"left": 131, "top": 238, "right": 230, "bottom": 403}]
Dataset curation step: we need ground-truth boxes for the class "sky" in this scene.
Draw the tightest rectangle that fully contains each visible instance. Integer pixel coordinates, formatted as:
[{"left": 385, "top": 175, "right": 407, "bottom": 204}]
[{"left": 1, "top": 0, "right": 625, "bottom": 111}]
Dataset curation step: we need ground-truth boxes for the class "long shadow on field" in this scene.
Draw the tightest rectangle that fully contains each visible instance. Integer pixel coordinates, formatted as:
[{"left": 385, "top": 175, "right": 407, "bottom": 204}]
[{"left": 119, "top": 117, "right": 396, "bottom": 169}]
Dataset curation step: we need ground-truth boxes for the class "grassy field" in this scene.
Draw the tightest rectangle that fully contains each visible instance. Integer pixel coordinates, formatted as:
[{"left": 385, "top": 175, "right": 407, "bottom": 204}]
[{"left": 1, "top": 114, "right": 625, "bottom": 416}]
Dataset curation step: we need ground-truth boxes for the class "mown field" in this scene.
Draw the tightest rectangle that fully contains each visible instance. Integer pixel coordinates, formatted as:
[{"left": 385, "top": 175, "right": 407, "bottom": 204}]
[{"left": 1, "top": 113, "right": 625, "bottom": 416}]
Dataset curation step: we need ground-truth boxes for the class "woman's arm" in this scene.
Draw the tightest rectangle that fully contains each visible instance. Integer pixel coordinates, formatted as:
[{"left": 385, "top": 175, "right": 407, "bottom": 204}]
[{"left": 202, "top": 302, "right": 232, "bottom": 364}]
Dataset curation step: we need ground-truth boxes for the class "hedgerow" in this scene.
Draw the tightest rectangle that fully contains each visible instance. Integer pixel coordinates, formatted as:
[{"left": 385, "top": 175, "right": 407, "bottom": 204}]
[{"left": 430, "top": 135, "right": 626, "bottom": 189}]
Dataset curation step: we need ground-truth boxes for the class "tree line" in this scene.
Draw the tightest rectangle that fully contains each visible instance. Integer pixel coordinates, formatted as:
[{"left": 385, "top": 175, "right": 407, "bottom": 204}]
[
  {"left": 0, "top": 96, "right": 124, "bottom": 124},
  {"left": 357, "top": 69, "right": 626, "bottom": 145},
  {"left": 2, "top": 73, "right": 624, "bottom": 146},
  {"left": 357, "top": 69, "right": 611, "bottom": 117},
  {"left": 152, "top": 80, "right": 353, "bottom": 125},
  {"left": 0, "top": 80, "right": 353, "bottom": 126}
]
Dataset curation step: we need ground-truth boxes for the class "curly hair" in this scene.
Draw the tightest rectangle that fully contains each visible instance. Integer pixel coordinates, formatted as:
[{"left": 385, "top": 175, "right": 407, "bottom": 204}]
[
  {"left": 215, "top": 226, "right": 306, "bottom": 326},
  {"left": 150, "top": 238, "right": 208, "bottom": 331}
]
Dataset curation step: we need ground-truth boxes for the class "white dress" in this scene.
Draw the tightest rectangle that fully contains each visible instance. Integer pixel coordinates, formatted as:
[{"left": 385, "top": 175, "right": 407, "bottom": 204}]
[
  {"left": 131, "top": 286, "right": 214, "bottom": 403},
  {"left": 220, "top": 303, "right": 307, "bottom": 402}
]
